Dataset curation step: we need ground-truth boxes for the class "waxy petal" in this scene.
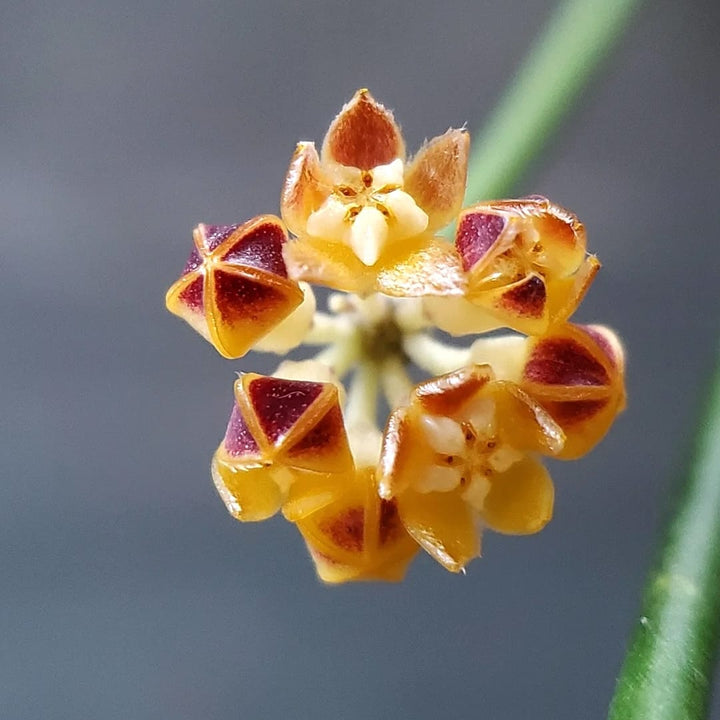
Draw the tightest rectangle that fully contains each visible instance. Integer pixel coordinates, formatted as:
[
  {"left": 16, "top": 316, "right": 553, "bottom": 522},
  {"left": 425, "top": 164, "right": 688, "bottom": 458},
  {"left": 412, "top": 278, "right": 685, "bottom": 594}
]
[
  {"left": 165, "top": 216, "right": 304, "bottom": 358},
  {"left": 482, "top": 456, "right": 554, "bottom": 535},
  {"left": 254, "top": 282, "right": 317, "bottom": 353},
  {"left": 322, "top": 89, "right": 405, "bottom": 170},
  {"left": 212, "top": 374, "right": 355, "bottom": 523},
  {"left": 398, "top": 488, "right": 479, "bottom": 573},
  {"left": 295, "top": 468, "right": 418, "bottom": 583},
  {"left": 520, "top": 324, "right": 626, "bottom": 459},
  {"left": 404, "top": 129, "right": 470, "bottom": 230},
  {"left": 280, "top": 142, "right": 330, "bottom": 237},
  {"left": 211, "top": 458, "right": 284, "bottom": 522}
]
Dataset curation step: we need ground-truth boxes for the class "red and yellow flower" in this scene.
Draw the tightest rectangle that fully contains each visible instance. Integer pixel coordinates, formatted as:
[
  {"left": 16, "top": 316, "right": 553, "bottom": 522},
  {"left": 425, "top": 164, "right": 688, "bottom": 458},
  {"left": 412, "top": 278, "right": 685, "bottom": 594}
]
[{"left": 165, "top": 90, "right": 627, "bottom": 582}]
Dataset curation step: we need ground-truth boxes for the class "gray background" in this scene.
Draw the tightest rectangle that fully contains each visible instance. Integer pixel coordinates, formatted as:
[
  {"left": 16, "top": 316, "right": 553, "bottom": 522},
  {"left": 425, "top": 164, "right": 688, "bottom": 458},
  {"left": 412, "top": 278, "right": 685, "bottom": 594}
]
[{"left": 3, "top": 0, "right": 720, "bottom": 718}]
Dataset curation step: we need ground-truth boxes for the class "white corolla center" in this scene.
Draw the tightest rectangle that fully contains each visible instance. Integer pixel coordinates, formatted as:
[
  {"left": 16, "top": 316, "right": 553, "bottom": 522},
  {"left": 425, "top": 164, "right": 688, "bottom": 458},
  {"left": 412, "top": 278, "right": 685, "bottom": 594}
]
[
  {"left": 413, "top": 396, "right": 523, "bottom": 511},
  {"left": 306, "top": 159, "right": 428, "bottom": 267}
]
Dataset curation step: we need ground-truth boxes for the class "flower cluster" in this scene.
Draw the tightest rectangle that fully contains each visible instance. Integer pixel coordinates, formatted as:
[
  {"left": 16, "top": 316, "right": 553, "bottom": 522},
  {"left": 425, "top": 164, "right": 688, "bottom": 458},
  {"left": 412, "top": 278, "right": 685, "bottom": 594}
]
[{"left": 166, "top": 90, "right": 626, "bottom": 583}]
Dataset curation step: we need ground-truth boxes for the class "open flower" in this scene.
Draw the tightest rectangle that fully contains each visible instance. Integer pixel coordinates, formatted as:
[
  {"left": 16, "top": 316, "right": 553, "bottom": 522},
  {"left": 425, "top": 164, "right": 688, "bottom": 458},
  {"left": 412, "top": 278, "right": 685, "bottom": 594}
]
[
  {"left": 281, "top": 88, "right": 469, "bottom": 295},
  {"left": 378, "top": 364, "right": 564, "bottom": 572},
  {"left": 212, "top": 372, "right": 355, "bottom": 522},
  {"left": 165, "top": 216, "right": 314, "bottom": 358},
  {"left": 424, "top": 196, "right": 599, "bottom": 336}
]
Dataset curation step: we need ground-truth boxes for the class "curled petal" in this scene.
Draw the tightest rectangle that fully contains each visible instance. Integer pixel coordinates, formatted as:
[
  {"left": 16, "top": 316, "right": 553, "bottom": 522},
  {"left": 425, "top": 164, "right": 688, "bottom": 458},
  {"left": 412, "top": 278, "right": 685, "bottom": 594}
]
[
  {"left": 212, "top": 374, "right": 355, "bottom": 522},
  {"left": 404, "top": 128, "right": 470, "bottom": 231},
  {"left": 520, "top": 324, "right": 626, "bottom": 459},
  {"left": 295, "top": 469, "right": 419, "bottom": 583},
  {"left": 321, "top": 89, "right": 405, "bottom": 169},
  {"left": 166, "top": 216, "right": 303, "bottom": 358},
  {"left": 254, "top": 282, "right": 317, "bottom": 353},
  {"left": 398, "top": 488, "right": 479, "bottom": 573},
  {"left": 281, "top": 142, "right": 330, "bottom": 236},
  {"left": 482, "top": 457, "right": 554, "bottom": 535},
  {"left": 211, "top": 459, "right": 285, "bottom": 522}
]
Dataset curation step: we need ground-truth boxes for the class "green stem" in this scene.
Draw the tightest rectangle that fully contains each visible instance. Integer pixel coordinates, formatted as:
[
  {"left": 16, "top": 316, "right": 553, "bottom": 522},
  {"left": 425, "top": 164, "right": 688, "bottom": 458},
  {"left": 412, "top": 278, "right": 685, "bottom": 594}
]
[
  {"left": 607, "top": 355, "right": 720, "bottom": 720},
  {"left": 463, "top": 0, "right": 642, "bottom": 206}
]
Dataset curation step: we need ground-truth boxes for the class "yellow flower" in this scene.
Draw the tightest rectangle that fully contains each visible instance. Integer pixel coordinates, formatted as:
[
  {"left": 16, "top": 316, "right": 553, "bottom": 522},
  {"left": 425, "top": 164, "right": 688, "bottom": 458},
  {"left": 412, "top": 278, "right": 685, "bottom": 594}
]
[
  {"left": 165, "top": 216, "right": 315, "bottom": 358},
  {"left": 281, "top": 89, "right": 469, "bottom": 295},
  {"left": 164, "top": 89, "right": 627, "bottom": 583},
  {"left": 378, "top": 365, "right": 563, "bottom": 572},
  {"left": 211, "top": 372, "right": 354, "bottom": 522},
  {"left": 424, "top": 196, "right": 600, "bottom": 335}
]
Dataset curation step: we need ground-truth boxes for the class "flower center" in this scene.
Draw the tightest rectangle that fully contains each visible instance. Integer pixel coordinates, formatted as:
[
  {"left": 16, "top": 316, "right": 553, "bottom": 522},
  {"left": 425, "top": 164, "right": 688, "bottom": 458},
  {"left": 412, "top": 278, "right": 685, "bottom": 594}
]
[{"left": 413, "top": 401, "right": 523, "bottom": 509}]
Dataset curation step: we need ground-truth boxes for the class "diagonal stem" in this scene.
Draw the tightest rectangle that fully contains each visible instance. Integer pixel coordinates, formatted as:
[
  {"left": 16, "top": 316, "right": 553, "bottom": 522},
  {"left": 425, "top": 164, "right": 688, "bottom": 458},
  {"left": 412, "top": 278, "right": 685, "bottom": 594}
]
[
  {"left": 462, "top": 0, "right": 643, "bottom": 207},
  {"left": 607, "top": 351, "right": 720, "bottom": 720}
]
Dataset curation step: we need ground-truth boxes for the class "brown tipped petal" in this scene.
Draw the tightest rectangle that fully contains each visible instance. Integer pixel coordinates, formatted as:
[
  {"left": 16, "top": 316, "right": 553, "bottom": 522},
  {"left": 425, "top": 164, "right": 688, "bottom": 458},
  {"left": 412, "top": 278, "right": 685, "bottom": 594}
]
[
  {"left": 280, "top": 142, "right": 328, "bottom": 236},
  {"left": 482, "top": 457, "right": 554, "bottom": 535},
  {"left": 404, "top": 129, "right": 470, "bottom": 231},
  {"left": 204, "top": 267, "right": 303, "bottom": 359},
  {"left": 322, "top": 89, "right": 405, "bottom": 169}
]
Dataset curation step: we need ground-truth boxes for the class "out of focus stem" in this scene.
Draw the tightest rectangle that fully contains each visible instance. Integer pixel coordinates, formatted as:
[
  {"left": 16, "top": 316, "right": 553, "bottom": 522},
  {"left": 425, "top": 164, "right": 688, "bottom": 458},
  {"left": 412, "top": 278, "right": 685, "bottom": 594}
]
[
  {"left": 462, "top": 0, "right": 643, "bottom": 206},
  {"left": 607, "top": 353, "right": 720, "bottom": 719}
]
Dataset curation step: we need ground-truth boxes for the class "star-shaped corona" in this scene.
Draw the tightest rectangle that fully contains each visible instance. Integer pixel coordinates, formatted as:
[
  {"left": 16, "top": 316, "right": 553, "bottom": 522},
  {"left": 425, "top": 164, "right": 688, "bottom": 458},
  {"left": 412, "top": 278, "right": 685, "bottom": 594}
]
[{"left": 165, "top": 89, "right": 626, "bottom": 583}]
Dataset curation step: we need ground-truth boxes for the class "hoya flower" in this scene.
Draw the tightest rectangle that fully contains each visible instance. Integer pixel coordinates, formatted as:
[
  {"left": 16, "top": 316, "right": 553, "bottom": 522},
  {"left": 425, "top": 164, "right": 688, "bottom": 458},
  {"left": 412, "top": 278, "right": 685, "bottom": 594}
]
[
  {"left": 470, "top": 323, "right": 626, "bottom": 459},
  {"left": 281, "top": 88, "right": 469, "bottom": 295},
  {"left": 424, "top": 196, "right": 600, "bottom": 336},
  {"left": 294, "top": 468, "right": 419, "bottom": 583},
  {"left": 165, "top": 215, "right": 314, "bottom": 358},
  {"left": 212, "top": 372, "right": 354, "bottom": 522},
  {"left": 378, "top": 364, "right": 564, "bottom": 573},
  {"left": 165, "top": 89, "right": 627, "bottom": 583}
]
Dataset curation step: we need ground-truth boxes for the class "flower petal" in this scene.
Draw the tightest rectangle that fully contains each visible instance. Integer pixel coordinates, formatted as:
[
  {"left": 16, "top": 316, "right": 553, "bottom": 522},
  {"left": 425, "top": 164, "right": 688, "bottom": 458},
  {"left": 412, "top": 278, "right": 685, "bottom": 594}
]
[
  {"left": 280, "top": 142, "right": 330, "bottom": 236},
  {"left": 375, "top": 236, "right": 466, "bottom": 297},
  {"left": 398, "top": 488, "right": 479, "bottom": 573},
  {"left": 519, "top": 324, "right": 626, "bottom": 459},
  {"left": 404, "top": 128, "right": 470, "bottom": 231},
  {"left": 322, "top": 89, "right": 405, "bottom": 169},
  {"left": 211, "top": 455, "right": 285, "bottom": 522},
  {"left": 166, "top": 217, "right": 304, "bottom": 358},
  {"left": 482, "top": 456, "right": 554, "bottom": 535},
  {"left": 254, "top": 282, "right": 316, "bottom": 353},
  {"left": 295, "top": 468, "right": 418, "bottom": 583}
]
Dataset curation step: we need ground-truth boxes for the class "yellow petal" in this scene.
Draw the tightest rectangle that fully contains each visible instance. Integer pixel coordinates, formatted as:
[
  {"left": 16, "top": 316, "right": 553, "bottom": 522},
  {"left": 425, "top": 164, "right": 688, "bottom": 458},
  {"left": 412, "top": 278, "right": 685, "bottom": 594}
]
[
  {"left": 482, "top": 457, "right": 554, "bottom": 535},
  {"left": 211, "top": 453, "right": 284, "bottom": 522},
  {"left": 404, "top": 129, "right": 470, "bottom": 231},
  {"left": 423, "top": 295, "right": 503, "bottom": 336},
  {"left": 398, "top": 488, "right": 479, "bottom": 572},
  {"left": 254, "top": 282, "right": 316, "bottom": 353}
]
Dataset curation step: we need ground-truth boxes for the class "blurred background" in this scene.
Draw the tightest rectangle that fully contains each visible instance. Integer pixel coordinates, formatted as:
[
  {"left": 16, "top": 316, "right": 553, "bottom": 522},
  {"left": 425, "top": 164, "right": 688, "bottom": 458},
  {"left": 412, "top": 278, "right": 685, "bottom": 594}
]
[{"left": 2, "top": 0, "right": 720, "bottom": 717}]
